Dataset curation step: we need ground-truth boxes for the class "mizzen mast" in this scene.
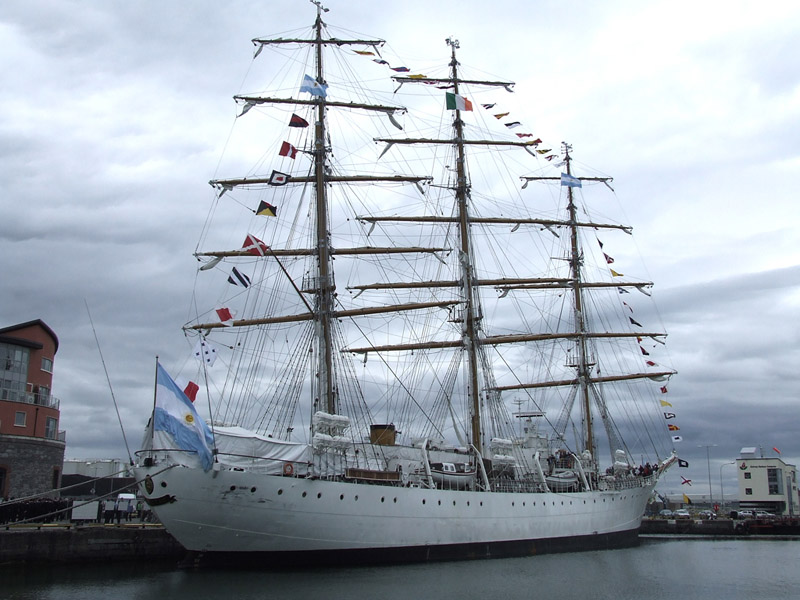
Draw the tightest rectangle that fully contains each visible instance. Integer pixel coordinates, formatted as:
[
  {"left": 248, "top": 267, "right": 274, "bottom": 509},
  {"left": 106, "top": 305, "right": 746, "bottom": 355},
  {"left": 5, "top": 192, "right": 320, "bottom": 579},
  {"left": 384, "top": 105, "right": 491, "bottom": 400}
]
[{"left": 563, "top": 143, "right": 595, "bottom": 455}]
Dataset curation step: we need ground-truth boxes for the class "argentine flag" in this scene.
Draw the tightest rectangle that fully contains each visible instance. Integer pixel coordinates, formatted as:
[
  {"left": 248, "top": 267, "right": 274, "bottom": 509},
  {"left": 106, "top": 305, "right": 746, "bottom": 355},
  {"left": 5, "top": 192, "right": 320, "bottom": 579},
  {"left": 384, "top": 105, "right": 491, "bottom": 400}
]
[
  {"left": 299, "top": 74, "right": 328, "bottom": 98},
  {"left": 153, "top": 363, "right": 215, "bottom": 471},
  {"left": 560, "top": 173, "right": 582, "bottom": 188}
]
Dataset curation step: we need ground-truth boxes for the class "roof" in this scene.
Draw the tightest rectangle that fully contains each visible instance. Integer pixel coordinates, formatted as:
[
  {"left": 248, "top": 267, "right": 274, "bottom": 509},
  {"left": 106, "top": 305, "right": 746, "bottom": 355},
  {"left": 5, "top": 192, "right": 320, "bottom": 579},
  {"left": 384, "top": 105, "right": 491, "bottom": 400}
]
[{"left": 0, "top": 319, "right": 59, "bottom": 353}]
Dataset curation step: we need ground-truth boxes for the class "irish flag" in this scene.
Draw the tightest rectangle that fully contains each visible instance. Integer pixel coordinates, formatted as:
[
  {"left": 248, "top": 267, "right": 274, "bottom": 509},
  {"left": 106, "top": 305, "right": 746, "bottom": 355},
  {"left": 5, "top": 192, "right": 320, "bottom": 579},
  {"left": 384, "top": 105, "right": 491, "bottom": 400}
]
[{"left": 445, "top": 92, "right": 473, "bottom": 111}]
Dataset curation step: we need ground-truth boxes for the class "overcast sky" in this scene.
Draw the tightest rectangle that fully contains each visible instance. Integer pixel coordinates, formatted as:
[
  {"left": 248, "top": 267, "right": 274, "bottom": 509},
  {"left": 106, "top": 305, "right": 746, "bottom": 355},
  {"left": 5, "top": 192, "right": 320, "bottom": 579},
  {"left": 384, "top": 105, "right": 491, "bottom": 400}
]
[{"left": 2, "top": 0, "right": 799, "bottom": 499}]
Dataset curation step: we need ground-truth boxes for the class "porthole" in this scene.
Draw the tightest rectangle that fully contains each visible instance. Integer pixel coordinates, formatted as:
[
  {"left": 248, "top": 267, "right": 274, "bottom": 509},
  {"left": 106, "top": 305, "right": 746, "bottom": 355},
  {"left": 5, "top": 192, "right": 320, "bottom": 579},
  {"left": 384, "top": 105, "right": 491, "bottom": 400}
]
[
  {"left": 480, "top": 501, "right": 483, "bottom": 507},
  {"left": 302, "top": 491, "right": 307, "bottom": 498},
  {"left": 422, "top": 499, "right": 426, "bottom": 505},
  {"left": 393, "top": 498, "right": 397, "bottom": 503},
  {"left": 354, "top": 495, "right": 359, "bottom": 501},
  {"left": 161, "top": 481, "right": 167, "bottom": 488},
  {"left": 278, "top": 489, "right": 283, "bottom": 495},
  {"left": 229, "top": 485, "right": 236, "bottom": 491},
  {"left": 467, "top": 501, "right": 470, "bottom": 506},
  {"left": 340, "top": 494, "right": 344, "bottom": 500},
  {"left": 381, "top": 497, "right": 385, "bottom": 503},
  {"left": 512, "top": 502, "right": 515, "bottom": 507},
  {"left": 250, "top": 487, "right": 257, "bottom": 493},
  {"left": 453, "top": 501, "right": 456, "bottom": 506},
  {"left": 317, "top": 493, "right": 322, "bottom": 499},
  {"left": 438, "top": 500, "right": 441, "bottom": 505}
]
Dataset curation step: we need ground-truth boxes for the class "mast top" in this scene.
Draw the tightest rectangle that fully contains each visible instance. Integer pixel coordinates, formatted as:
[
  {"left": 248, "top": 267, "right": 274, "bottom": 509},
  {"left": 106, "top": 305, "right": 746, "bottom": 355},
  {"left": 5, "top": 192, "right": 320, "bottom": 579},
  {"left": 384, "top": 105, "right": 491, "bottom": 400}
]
[{"left": 311, "top": 0, "right": 329, "bottom": 15}]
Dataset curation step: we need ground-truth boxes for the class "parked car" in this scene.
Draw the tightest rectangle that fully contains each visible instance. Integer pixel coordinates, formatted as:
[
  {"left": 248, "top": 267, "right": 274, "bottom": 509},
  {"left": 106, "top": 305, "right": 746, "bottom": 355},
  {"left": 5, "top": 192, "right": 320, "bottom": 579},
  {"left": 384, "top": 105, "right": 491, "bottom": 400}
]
[
  {"left": 755, "top": 511, "right": 775, "bottom": 519},
  {"left": 698, "top": 510, "right": 717, "bottom": 520},
  {"left": 737, "top": 510, "right": 754, "bottom": 519},
  {"left": 659, "top": 509, "right": 673, "bottom": 518},
  {"left": 673, "top": 509, "right": 691, "bottom": 519}
]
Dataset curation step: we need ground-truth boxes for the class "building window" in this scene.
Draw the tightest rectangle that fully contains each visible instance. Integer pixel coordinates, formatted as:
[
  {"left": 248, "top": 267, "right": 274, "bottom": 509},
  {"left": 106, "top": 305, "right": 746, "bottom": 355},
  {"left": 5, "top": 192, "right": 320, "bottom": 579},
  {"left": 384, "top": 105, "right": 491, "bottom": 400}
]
[
  {"left": 45, "top": 417, "right": 58, "bottom": 440},
  {"left": 768, "top": 468, "right": 783, "bottom": 495},
  {"left": 745, "top": 488, "right": 753, "bottom": 495},
  {"left": 1, "top": 343, "right": 30, "bottom": 402},
  {"left": 744, "top": 472, "right": 751, "bottom": 479},
  {"left": 41, "top": 357, "right": 53, "bottom": 373},
  {"left": 35, "top": 385, "right": 50, "bottom": 406},
  {"left": 14, "top": 411, "right": 26, "bottom": 427}
]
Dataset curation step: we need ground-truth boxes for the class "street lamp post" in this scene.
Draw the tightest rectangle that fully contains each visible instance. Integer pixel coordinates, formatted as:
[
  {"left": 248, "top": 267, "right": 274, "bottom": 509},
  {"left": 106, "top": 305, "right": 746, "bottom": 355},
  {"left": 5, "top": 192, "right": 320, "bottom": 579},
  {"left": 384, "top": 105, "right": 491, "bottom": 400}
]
[
  {"left": 699, "top": 444, "right": 717, "bottom": 508},
  {"left": 719, "top": 460, "right": 736, "bottom": 512}
]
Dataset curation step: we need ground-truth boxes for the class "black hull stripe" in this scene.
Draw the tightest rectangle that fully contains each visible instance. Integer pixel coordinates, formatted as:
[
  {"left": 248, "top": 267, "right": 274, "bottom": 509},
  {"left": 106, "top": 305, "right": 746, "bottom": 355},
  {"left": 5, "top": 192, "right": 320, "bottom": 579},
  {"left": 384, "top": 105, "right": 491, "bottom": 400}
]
[{"left": 183, "top": 527, "right": 641, "bottom": 568}]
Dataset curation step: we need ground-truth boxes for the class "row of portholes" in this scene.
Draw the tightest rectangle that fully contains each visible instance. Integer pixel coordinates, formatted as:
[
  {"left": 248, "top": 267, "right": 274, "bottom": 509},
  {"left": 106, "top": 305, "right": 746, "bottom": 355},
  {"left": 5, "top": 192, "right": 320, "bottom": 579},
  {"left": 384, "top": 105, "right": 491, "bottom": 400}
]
[{"left": 273, "top": 488, "right": 632, "bottom": 507}]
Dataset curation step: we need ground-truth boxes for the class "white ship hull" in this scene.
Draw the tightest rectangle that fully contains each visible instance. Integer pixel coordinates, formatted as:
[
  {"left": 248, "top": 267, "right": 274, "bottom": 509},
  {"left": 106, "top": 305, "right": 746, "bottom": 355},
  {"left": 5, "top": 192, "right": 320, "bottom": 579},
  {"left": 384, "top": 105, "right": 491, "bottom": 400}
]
[{"left": 135, "top": 463, "right": 656, "bottom": 564}]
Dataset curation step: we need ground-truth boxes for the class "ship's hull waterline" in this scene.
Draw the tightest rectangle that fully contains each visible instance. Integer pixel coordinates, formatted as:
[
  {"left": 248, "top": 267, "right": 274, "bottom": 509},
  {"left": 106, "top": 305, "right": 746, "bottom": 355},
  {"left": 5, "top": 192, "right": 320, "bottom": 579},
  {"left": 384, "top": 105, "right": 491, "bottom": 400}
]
[{"left": 135, "top": 464, "right": 655, "bottom": 565}]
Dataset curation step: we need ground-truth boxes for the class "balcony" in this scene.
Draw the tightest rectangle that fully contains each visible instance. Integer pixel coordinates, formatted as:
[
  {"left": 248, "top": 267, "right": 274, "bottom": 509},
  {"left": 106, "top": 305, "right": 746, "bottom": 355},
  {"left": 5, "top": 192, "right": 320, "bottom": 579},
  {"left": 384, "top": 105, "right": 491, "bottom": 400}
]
[{"left": 0, "top": 387, "right": 60, "bottom": 410}]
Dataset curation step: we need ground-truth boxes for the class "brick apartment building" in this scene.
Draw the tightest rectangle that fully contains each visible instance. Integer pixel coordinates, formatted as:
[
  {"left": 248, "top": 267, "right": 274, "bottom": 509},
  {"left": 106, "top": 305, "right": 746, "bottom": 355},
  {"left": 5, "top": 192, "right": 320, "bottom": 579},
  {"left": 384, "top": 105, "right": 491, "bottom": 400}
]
[{"left": 0, "top": 319, "right": 66, "bottom": 499}]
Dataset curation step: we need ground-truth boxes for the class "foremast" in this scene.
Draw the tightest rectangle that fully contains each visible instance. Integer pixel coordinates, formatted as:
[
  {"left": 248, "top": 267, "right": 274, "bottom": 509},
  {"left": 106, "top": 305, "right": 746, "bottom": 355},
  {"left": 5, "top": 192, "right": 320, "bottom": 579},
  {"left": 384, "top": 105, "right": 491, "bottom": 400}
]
[
  {"left": 310, "top": 7, "right": 335, "bottom": 414},
  {"left": 190, "top": 1, "right": 434, "bottom": 423}
]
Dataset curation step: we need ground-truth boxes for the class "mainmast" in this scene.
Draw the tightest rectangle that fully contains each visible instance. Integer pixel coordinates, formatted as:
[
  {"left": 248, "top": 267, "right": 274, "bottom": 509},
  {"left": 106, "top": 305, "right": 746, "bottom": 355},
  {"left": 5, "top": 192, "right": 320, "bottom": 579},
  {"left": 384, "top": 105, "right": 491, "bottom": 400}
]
[{"left": 446, "top": 37, "right": 484, "bottom": 456}]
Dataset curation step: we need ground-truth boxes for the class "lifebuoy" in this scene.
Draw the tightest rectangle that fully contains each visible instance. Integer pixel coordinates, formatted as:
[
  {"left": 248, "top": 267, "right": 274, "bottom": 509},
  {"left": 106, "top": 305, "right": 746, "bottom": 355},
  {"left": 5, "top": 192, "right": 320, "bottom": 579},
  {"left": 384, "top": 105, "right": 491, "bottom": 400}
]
[{"left": 283, "top": 462, "right": 294, "bottom": 476}]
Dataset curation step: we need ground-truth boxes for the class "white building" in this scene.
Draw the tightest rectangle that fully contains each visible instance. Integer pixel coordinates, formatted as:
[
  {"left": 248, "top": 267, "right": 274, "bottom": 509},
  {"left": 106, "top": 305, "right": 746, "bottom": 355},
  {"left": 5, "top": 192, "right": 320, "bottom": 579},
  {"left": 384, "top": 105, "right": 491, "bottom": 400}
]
[
  {"left": 62, "top": 458, "right": 132, "bottom": 478},
  {"left": 736, "top": 447, "right": 798, "bottom": 516}
]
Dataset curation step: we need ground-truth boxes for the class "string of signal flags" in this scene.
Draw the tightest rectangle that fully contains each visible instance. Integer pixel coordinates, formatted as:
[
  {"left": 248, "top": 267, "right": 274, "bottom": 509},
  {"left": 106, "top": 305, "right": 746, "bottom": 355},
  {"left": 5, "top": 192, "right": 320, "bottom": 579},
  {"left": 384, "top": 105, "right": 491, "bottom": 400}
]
[{"left": 216, "top": 49, "right": 686, "bottom": 461}]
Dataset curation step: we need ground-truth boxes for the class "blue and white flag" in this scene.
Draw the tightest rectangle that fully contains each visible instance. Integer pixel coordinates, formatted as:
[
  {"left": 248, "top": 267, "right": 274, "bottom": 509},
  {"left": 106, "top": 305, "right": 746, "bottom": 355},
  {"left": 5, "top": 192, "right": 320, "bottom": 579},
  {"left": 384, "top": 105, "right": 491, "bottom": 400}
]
[
  {"left": 153, "top": 362, "right": 214, "bottom": 471},
  {"left": 560, "top": 173, "right": 582, "bottom": 188},
  {"left": 300, "top": 74, "right": 328, "bottom": 98}
]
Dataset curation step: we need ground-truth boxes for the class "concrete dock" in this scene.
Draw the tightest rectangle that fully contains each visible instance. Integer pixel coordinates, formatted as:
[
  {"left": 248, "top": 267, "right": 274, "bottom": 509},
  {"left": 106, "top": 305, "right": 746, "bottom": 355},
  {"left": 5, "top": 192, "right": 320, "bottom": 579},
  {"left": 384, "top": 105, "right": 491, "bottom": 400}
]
[
  {"left": 640, "top": 517, "right": 800, "bottom": 537},
  {"left": 0, "top": 523, "right": 186, "bottom": 565}
]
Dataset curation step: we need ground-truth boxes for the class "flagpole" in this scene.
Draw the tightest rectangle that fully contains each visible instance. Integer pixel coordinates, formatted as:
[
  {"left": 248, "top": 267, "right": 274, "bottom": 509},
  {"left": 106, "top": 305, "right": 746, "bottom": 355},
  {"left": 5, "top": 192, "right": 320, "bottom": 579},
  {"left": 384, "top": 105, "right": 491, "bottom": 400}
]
[
  {"left": 719, "top": 460, "right": 735, "bottom": 513},
  {"left": 699, "top": 443, "right": 717, "bottom": 509},
  {"left": 151, "top": 356, "right": 159, "bottom": 451}
]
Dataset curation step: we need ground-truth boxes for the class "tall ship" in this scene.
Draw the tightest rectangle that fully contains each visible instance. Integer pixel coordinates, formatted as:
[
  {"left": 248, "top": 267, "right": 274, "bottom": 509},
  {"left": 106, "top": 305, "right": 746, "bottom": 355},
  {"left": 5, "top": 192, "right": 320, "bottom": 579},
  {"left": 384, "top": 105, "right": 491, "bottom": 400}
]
[{"left": 135, "top": 1, "right": 678, "bottom": 565}]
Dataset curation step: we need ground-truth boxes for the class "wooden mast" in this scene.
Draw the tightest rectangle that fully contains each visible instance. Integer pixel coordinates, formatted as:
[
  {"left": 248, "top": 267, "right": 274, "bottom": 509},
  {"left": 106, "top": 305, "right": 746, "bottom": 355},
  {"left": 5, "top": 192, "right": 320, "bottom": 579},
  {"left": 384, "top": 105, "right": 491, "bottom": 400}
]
[
  {"left": 560, "top": 143, "right": 595, "bottom": 455},
  {"left": 311, "top": 6, "right": 336, "bottom": 414},
  {"left": 446, "top": 37, "right": 484, "bottom": 455}
]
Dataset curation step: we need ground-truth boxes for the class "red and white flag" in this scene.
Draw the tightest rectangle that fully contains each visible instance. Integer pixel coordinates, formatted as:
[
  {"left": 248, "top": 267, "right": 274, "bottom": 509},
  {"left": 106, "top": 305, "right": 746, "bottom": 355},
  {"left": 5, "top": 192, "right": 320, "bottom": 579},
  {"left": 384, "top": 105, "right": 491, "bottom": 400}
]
[
  {"left": 279, "top": 141, "right": 298, "bottom": 159},
  {"left": 216, "top": 307, "right": 236, "bottom": 326},
  {"left": 242, "top": 233, "right": 268, "bottom": 256}
]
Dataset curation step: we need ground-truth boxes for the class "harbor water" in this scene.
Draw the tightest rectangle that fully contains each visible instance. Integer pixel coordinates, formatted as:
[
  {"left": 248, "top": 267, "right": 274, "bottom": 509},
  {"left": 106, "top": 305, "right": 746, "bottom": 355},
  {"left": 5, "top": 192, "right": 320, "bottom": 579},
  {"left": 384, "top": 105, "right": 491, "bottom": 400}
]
[{"left": 2, "top": 538, "right": 798, "bottom": 600}]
